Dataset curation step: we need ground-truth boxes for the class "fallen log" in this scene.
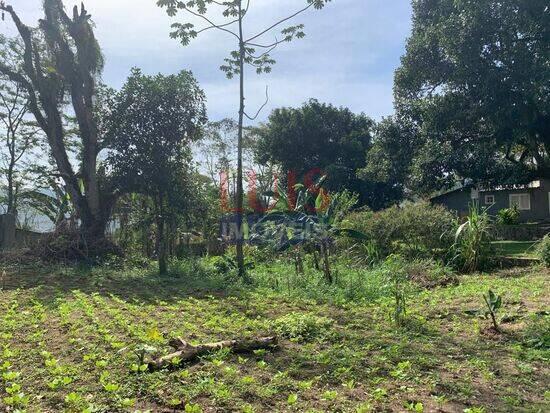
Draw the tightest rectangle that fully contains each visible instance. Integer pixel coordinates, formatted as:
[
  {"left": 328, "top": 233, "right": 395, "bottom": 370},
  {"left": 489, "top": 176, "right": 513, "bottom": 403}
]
[{"left": 148, "top": 336, "right": 278, "bottom": 371}]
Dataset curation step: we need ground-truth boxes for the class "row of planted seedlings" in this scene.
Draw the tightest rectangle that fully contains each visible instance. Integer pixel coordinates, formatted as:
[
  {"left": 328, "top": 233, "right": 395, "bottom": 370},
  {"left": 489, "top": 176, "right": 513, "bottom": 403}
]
[
  {"left": 91, "top": 292, "right": 293, "bottom": 411},
  {"left": 3, "top": 288, "right": 102, "bottom": 412},
  {"left": 84, "top": 290, "right": 223, "bottom": 410},
  {"left": 0, "top": 289, "right": 79, "bottom": 411},
  {"left": 0, "top": 291, "right": 32, "bottom": 411},
  {"left": 136, "top": 295, "right": 351, "bottom": 411},
  {"left": 55, "top": 290, "right": 138, "bottom": 411},
  {"left": 95, "top": 292, "right": 235, "bottom": 409}
]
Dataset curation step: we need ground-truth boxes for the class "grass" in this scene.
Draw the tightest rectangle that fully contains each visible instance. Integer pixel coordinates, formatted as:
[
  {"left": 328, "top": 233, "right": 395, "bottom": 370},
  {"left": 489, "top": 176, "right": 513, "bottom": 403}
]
[
  {"left": 493, "top": 241, "right": 538, "bottom": 259},
  {"left": 0, "top": 261, "right": 548, "bottom": 412}
]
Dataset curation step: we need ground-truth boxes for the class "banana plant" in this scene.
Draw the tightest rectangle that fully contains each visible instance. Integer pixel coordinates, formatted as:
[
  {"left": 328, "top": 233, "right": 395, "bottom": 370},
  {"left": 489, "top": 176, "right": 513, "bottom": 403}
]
[
  {"left": 251, "top": 179, "right": 366, "bottom": 283},
  {"left": 20, "top": 180, "right": 73, "bottom": 227},
  {"left": 483, "top": 289, "right": 502, "bottom": 332}
]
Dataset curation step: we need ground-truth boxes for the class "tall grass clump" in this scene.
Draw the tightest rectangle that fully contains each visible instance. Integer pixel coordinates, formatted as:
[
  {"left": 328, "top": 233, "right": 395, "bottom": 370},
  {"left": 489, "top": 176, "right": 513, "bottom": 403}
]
[
  {"left": 250, "top": 254, "right": 454, "bottom": 305},
  {"left": 453, "top": 204, "right": 494, "bottom": 272},
  {"left": 167, "top": 257, "right": 237, "bottom": 291},
  {"left": 251, "top": 259, "right": 391, "bottom": 304}
]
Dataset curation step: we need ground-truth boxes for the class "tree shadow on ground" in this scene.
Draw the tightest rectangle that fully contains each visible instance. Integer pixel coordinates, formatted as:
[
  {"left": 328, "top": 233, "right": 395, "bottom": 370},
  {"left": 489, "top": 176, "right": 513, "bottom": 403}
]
[{"left": 0, "top": 262, "right": 239, "bottom": 307}]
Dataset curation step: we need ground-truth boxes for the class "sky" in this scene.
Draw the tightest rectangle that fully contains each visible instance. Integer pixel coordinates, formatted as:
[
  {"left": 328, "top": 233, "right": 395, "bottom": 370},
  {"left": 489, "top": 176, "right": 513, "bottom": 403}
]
[{"left": 2, "top": 0, "right": 413, "bottom": 123}]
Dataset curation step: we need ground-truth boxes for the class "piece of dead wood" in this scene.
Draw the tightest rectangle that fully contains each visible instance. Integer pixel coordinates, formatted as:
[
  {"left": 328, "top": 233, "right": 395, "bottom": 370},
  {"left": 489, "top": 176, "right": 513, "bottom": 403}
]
[{"left": 148, "top": 336, "right": 278, "bottom": 371}]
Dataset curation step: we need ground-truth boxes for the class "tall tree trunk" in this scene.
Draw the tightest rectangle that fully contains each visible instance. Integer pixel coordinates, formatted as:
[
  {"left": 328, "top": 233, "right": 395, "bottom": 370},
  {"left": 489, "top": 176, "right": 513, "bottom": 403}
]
[
  {"left": 156, "top": 194, "right": 168, "bottom": 275},
  {"left": 6, "top": 162, "right": 15, "bottom": 215},
  {"left": 320, "top": 242, "right": 332, "bottom": 284},
  {"left": 236, "top": 1, "right": 246, "bottom": 279}
]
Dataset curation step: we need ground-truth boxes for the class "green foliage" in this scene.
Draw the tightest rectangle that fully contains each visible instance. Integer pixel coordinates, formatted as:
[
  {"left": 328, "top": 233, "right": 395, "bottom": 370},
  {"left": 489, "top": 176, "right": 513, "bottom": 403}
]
[
  {"left": 157, "top": 0, "right": 331, "bottom": 279},
  {"left": 402, "top": 259, "right": 458, "bottom": 289},
  {"left": 0, "top": 1, "right": 116, "bottom": 240},
  {"left": 394, "top": 0, "right": 550, "bottom": 190},
  {"left": 360, "top": 116, "right": 419, "bottom": 205},
  {"left": 380, "top": 255, "right": 411, "bottom": 326},
  {"left": 157, "top": 0, "right": 330, "bottom": 78},
  {"left": 272, "top": 312, "right": 333, "bottom": 342},
  {"left": 207, "top": 255, "right": 233, "bottom": 275},
  {"left": 453, "top": 205, "right": 494, "bottom": 272},
  {"left": 253, "top": 99, "right": 382, "bottom": 208},
  {"left": 105, "top": 68, "right": 208, "bottom": 274},
  {"left": 535, "top": 235, "right": 550, "bottom": 267},
  {"left": 251, "top": 254, "right": 454, "bottom": 306},
  {"left": 105, "top": 68, "right": 207, "bottom": 192},
  {"left": 521, "top": 313, "right": 550, "bottom": 350},
  {"left": 251, "top": 184, "right": 365, "bottom": 284},
  {"left": 496, "top": 206, "right": 520, "bottom": 226},
  {"left": 0, "top": 56, "right": 41, "bottom": 215},
  {"left": 213, "top": 248, "right": 256, "bottom": 276},
  {"left": 341, "top": 202, "right": 456, "bottom": 261},
  {"left": 0, "top": 261, "right": 547, "bottom": 411},
  {"left": 463, "top": 408, "right": 485, "bottom": 413}
]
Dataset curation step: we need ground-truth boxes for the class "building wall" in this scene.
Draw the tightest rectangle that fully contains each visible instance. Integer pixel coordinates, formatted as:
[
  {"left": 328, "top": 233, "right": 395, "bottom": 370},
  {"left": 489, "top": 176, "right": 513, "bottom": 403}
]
[
  {"left": 431, "top": 188, "right": 474, "bottom": 218},
  {"left": 480, "top": 179, "right": 550, "bottom": 222},
  {"left": 0, "top": 214, "right": 47, "bottom": 250},
  {"left": 433, "top": 179, "right": 550, "bottom": 223}
]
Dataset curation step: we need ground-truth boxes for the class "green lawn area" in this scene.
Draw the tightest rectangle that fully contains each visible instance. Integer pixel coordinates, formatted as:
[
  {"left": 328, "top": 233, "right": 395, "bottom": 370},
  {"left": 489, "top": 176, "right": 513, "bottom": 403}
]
[
  {"left": 0, "top": 264, "right": 548, "bottom": 412},
  {"left": 493, "top": 241, "right": 539, "bottom": 259}
]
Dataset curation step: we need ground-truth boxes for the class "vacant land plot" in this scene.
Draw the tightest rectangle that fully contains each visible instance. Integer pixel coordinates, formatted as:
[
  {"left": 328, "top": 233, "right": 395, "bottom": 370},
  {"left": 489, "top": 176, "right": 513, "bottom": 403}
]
[{"left": 0, "top": 265, "right": 548, "bottom": 412}]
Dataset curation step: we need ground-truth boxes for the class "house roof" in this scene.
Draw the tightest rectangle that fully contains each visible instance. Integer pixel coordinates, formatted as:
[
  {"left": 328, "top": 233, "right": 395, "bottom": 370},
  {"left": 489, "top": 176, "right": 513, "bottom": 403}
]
[
  {"left": 479, "top": 180, "right": 541, "bottom": 192},
  {"left": 429, "top": 182, "right": 473, "bottom": 201},
  {"left": 429, "top": 179, "right": 543, "bottom": 201}
]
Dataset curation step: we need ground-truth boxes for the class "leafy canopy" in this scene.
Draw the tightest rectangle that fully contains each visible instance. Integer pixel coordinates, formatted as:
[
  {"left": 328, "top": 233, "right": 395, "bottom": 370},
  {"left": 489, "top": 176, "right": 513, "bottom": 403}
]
[
  {"left": 394, "top": 0, "right": 550, "bottom": 191},
  {"left": 105, "top": 68, "right": 207, "bottom": 197},
  {"left": 252, "top": 99, "right": 396, "bottom": 208},
  {"left": 157, "top": 0, "right": 331, "bottom": 79}
]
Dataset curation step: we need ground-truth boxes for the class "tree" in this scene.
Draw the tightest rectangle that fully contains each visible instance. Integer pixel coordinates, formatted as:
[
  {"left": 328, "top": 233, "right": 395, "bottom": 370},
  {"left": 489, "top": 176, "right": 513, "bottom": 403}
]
[
  {"left": 105, "top": 69, "right": 207, "bottom": 274},
  {"left": 196, "top": 119, "right": 257, "bottom": 188},
  {"left": 157, "top": 0, "right": 332, "bottom": 278},
  {"left": 0, "top": 71, "right": 39, "bottom": 216},
  {"left": 253, "top": 99, "right": 379, "bottom": 207},
  {"left": 196, "top": 119, "right": 280, "bottom": 214},
  {"left": 359, "top": 116, "right": 419, "bottom": 205},
  {"left": 0, "top": 0, "right": 116, "bottom": 244},
  {"left": 395, "top": 0, "right": 550, "bottom": 192}
]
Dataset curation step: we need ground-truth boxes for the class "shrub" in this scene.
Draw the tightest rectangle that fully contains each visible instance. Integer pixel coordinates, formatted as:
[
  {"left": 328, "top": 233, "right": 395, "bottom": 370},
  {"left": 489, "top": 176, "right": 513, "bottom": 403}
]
[
  {"left": 340, "top": 202, "right": 456, "bottom": 261},
  {"left": 403, "top": 259, "right": 458, "bottom": 289},
  {"left": 496, "top": 206, "right": 520, "bottom": 225},
  {"left": 536, "top": 235, "right": 550, "bottom": 267},
  {"left": 167, "top": 258, "right": 231, "bottom": 290},
  {"left": 272, "top": 312, "right": 333, "bottom": 342},
  {"left": 206, "top": 255, "right": 232, "bottom": 274}
]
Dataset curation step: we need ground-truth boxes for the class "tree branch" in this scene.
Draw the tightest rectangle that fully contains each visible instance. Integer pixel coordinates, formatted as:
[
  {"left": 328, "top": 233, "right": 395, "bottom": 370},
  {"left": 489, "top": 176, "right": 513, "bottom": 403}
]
[
  {"left": 181, "top": 6, "right": 240, "bottom": 40},
  {"left": 246, "top": 42, "right": 279, "bottom": 59},
  {"left": 0, "top": 63, "right": 47, "bottom": 132},
  {"left": 246, "top": 38, "right": 288, "bottom": 49},
  {"left": 244, "top": 86, "right": 269, "bottom": 121},
  {"left": 245, "top": 3, "right": 312, "bottom": 43}
]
